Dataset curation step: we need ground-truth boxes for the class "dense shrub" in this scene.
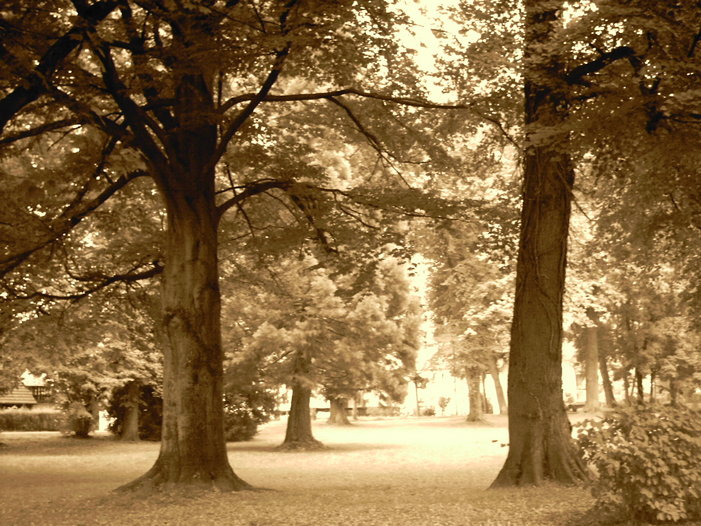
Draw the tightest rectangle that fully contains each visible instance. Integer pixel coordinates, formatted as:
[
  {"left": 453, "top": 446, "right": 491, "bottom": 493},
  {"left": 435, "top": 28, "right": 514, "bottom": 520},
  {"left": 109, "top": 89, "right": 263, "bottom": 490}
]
[
  {"left": 576, "top": 405, "right": 701, "bottom": 524},
  {"left": 0, "top": 409, "right": 62, "bottom": 431},
  {"left": 106, "top": 383, "right": 163, "bottom": 441},
  {"left": 222, "top": 382, "right": 276, "bottom": 442},
  {"left": 63, "top": 402, "right": 94, "bottom": 438}
]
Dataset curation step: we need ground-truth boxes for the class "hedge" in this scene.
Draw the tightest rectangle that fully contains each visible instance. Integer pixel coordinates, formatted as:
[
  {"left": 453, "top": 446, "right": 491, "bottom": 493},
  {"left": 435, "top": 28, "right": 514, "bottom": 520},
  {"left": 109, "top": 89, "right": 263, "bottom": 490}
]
[{"left": 0, "top": 409, "right": 63, "bottom": 431}]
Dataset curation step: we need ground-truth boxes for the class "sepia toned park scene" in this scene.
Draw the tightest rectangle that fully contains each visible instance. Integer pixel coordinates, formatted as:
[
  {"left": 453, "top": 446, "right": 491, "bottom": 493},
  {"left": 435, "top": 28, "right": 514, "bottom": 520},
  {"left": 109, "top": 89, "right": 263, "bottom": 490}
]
[{"left": 1, "top": 1, "right": 700, "bottom": 525}]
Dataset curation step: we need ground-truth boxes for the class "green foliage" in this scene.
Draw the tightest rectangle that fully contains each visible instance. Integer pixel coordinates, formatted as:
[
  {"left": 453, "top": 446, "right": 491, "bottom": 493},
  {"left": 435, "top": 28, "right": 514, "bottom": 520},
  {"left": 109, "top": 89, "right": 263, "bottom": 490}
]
[
  {"left": 106, "top": 383, "right": 163, "bottom": 441},
  {"left": 0, "top": 409, "right": 62, "bottom": 431},
  {"left": 223, "top": 389, "right": 276, "bottom": 443},
  {"left": 63, "top": 402, "right": 94, "bottom": 438},
  {"left": 576, "top": 406, "right": 701, "bottom": 523},
  {"left": 222, "top": 356, "right": 277, "bottom": 442}
]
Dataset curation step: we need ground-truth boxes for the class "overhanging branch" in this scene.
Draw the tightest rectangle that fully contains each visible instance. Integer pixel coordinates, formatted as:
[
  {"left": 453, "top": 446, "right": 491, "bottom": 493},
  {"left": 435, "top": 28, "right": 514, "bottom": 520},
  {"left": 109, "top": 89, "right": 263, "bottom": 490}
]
[{"left": 5, "top": 260, "right": 163, "bottom": 302}]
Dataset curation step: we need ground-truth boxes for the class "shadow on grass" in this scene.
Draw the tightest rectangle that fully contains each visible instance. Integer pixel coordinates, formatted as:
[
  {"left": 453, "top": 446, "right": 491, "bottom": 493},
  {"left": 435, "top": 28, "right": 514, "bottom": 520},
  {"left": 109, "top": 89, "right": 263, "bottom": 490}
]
[{"left": 227, "top": 441, "right": 401, "bottom": 454}]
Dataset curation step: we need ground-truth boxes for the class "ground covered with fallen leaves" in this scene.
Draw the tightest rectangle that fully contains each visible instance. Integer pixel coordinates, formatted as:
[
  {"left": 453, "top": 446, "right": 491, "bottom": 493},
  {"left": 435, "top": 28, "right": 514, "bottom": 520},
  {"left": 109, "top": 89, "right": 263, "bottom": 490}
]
[{"left": 0, "top": 415, "right": 596, "bottom": 525}]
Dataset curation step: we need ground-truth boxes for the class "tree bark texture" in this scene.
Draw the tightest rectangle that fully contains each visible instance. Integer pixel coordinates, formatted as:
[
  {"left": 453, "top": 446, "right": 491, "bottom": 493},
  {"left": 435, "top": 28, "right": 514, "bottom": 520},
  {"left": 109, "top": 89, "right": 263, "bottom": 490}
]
[
  {"left": 121, "top": 380, "right": 141, "bottom": 441},
  {"left": 583, "top": 326, "right": 600, "bottom": 412},
  {"left": 328, "top": 398, "right": 351, "bottom": 425},
  {"left": 466, "top": 373, "right": 484, "bottom": 422},
  {"left": 491, "top": 0, "right": 589, "bottom": 487},
  {"left": 121, "top": 185, "right": 248, "bottom": 491}
]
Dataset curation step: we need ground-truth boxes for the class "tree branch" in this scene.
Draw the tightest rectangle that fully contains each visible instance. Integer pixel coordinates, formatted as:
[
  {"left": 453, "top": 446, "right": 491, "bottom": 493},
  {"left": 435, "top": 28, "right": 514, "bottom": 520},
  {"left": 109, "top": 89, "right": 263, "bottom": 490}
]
[
  {"left": 0, "top": 0, "right": 118, "bottom": 134},
  {"left": 0, "top": 170, "right": 148, "bottom": 279},
  {"left": 566, "top": 46, "right": 640, "bottom": 86},
  {"left": 5, "top": 260, "right": 163, "bottom": 302}
]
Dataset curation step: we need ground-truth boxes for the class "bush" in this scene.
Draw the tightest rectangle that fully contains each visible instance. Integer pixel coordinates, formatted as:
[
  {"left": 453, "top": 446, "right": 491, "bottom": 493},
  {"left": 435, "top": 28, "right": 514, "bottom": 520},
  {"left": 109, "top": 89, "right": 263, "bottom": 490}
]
[
  {"left": 222, "top": 385, "right": 276, "bottom": 442},
  {"left": 0, "top": 408, "right": 63, "bottom": 431},
  {"left": 576, "top": 405, "right": 701, "bottom": 524},
  {"left": 63, "top": 402, "right": 94, "bottom": 438}
]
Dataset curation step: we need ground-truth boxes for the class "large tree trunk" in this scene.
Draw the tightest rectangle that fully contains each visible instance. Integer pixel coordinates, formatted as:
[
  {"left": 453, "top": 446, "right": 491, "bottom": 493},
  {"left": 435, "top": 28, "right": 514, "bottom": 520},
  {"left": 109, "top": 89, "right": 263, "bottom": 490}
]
[
  {"left": 281, "top": 383, "right": 323, "bottom": 449},
  {"left": 328, "top": 397, "right": 351, "bottom": 425},
  {"left": 491, "top": 1, "right": 589, "bottom": 487},
  {"left": 488, "top": 356, "right": 508, "bottom": 415},
  {"left": 120, "top": 380, "right": 141, "bottom": 441},
  {"left": 466, "top": 373, "right": 484, "bottom": 422},
  {"left": 121, "top": 184, "right": 248, "bottom": 491},
  {"left": 583, "top": 325, "right": 600, "bottom": 412}
]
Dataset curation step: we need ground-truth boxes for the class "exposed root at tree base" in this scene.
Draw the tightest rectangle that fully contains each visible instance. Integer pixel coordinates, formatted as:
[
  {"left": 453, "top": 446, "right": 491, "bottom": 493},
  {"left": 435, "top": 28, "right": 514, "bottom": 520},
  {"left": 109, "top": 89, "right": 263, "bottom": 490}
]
[{"left": 115, "top": 468, "right": 252, "bottom": 494}]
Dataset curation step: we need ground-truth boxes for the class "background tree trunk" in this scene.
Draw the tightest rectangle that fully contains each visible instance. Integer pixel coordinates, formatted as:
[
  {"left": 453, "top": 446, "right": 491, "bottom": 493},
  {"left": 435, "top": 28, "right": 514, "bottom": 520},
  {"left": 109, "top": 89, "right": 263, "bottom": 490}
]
[
  {"left": 328, "top": 398, "right": 351, "bottom": 425},
  {"left": 466, "top": 373, "right": 484, "bottom": 422},
  {"left": 491, "top": 0, "right": 590, "bottom": 487},
  {"left": 281, "top": 350, "right": 322, "bottom": 449},
  {"left": 489, "top": 357, "right": 508, "bottom": 415},
  {"left": 281, "top": 383, "right": 323, "bottom": 449},
  {"left": 636, "top": 368, "right": 645, "bottom": 404},
  {"left": 599, "top": 355, "right": 617, "bottom": 408},
  {"left": 120, "top": 380, "right": 141, "bottom": 441},
  {"left": 583, "top": 326, "right": 600, "bottom": 412},
  {"left": 597, "top": 324, "right": 617, "bottom": 408}
]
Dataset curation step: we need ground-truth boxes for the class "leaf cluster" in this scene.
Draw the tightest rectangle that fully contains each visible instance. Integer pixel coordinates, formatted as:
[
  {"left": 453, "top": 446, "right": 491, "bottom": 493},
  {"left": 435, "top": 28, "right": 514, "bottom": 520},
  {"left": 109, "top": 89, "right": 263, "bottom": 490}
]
[{"left": 576, "top": 405, "right": 701, "bottom": 524}]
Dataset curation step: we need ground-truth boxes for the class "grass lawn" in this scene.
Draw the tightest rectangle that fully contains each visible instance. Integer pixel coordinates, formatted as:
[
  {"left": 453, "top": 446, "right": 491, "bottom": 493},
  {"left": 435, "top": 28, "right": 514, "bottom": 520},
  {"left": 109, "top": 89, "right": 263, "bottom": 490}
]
[{"left": 0, "top": 415, "right": 596, "bottom": 525}]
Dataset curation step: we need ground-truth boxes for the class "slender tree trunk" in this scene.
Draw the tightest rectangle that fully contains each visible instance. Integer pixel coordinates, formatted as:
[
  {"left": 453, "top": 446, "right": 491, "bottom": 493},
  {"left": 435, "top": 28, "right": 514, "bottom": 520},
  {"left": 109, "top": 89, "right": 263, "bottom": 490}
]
[
  {"left": 492, "top": 1, "right": 589, "bottom": 487},
  {"left": 466, "top": 373, "right": 484, "bottom": 422},
  {"left": 670, "top": 378, "right": 679, "bottom": 407},
  {"left": 583, "top": 326, "right": 600, "bottom": 412},
  {"left": 649, "top": 372, "right": 656, "bottom": 404},
  {"left": 598, "top": 355, "right": 617, "bottom": 408},
  {"left": 121, "top": 380, "right": 141, "bottom": 441},
  {"left": 489, "top": 356, "right": 508, "bottom": 414},
  {"left": 328, "top": 398, "right": 351, "bottom": 425},
  {"left": 635, "top": 368, "right": 645, "bottom": 404},
  {"left": 623, "top": 372, "right": 632, "bottom": 404},
  {"left": 597, "top": 323, "right": 617, "bottom": 408}
]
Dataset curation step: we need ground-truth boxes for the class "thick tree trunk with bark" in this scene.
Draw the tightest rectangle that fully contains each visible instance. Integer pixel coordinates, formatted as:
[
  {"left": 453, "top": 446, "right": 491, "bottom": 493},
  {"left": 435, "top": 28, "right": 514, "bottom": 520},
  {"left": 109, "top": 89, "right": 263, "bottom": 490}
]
[
  {"left": 583, "top": 326, "right": 600, "bottom": 412},
  {"left": 489, "top": 356, "right": 508, "bottom": 414},
  {"left": 121, "top": 380, "right": 141, "bottom": 441},
  {"left": 466, "top": 373, "right": 484, "bottom": 422},
  {"left": 491, "top": 1, "right": 590, "bottom": 487},
  {"left": 328, "top": 398, "right": 351, "bottom": 425},
  {"left": 281, "top": 383, "right": 323, "bottom": 449},
  {"left": 121, "top": 184, "right": 248, "bottom": 491}
]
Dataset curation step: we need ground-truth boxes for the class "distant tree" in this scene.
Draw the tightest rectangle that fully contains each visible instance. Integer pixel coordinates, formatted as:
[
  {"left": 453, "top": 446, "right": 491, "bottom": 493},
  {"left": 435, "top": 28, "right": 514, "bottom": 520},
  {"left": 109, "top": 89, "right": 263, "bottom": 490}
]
[{"left": 240, "top": 252, "right": 419, "bottom": 446}]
